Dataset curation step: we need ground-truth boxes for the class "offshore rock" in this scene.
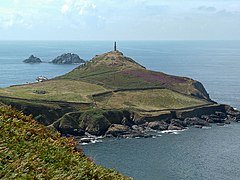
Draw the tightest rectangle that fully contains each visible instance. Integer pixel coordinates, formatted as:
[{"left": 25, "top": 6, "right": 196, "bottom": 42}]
[
  {"left": 51, "top": 53, "right": 85, "bottom": 64},
  {"left": 23, "top": 55, "right": 42, "bottom": 63}
]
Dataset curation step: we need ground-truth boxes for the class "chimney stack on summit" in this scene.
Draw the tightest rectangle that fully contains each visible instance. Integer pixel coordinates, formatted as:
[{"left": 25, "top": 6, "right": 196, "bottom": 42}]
[{"left": 114, "top": 41, "right": 117, "bottom": 51}]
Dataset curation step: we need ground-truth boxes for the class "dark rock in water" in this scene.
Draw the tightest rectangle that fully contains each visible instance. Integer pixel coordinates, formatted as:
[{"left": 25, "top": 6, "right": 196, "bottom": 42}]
[
  {"left": 51, "top": 53, "right": 85, "bottom": 64},
  {"left": 106, "top": 124, "right": 130, "bottom": 137},
  {"left": 148, "top": 121, "right": 168, "bottom": 131},
  {"left": 168, "top": 124, "right": 183, "bottom": 130},
  {"left": 23, "top": 55, "right": 42, "bottom": 63}
]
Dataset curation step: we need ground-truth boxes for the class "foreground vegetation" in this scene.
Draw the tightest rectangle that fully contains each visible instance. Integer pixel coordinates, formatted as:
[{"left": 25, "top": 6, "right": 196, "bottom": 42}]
[{"left": 0, "top": 105, "right": 129, "bottom": 179}]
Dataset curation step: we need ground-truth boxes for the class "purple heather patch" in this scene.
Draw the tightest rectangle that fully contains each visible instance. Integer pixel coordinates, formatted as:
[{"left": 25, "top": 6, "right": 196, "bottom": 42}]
[{"left": 124, "top": 70, "right": 187, "bottom": 84}]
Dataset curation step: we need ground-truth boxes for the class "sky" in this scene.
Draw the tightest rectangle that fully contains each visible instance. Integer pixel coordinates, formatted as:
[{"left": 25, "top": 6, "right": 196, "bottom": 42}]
[{"left": 0, "top": 0, "right": 240, "bottom": 40}]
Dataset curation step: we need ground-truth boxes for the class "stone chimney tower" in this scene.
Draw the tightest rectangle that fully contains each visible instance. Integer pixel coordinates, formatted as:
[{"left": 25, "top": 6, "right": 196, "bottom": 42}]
[{"left": 114, "top": 41, "right": 117, "bottom": 51}]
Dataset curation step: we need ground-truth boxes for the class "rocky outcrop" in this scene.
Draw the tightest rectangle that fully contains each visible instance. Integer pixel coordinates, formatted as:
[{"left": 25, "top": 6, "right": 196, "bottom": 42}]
[
  {"left": 51, "top": 53, "right": 85, "bottom": 64},
  {"left": 106, "top": 124, "right": 131, "bottom": 137},
  {"left": 79, "top": 110, "right": 111, "bottom": 136},
  {"left": 175, "top": 104, "right": 227, "bottom": 119},
  {"left": 184, "top": 117, "right": 209, "bottom": 126},
  {"left": 168, "top": 124, "right": 183, "bottom": 130},
  {"left": 51, "top": 112, "right": 84, "bottom": 136},
  {"left": 23, "top": 55, "right": 42, "bottom": 63},
  {"left": 148, "top": 121, "right": 168, "bottom": 131}
]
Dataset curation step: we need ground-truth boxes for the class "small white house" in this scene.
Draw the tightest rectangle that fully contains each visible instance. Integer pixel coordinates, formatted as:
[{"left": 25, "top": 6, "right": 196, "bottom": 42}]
[{"left": 36, "top": 76, "right": 48, "bottom": 82}]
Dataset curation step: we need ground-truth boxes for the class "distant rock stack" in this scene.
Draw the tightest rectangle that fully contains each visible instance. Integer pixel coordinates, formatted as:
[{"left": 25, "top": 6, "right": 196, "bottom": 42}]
[
  {"left": 114, "top": 41, "right": 117, "bottom": 51},
  {"left": 50, "top": 53, "right": 85, "bottom": 64},
  {"left": 23, "top": 55, "right": 42, "bottom": 63}
]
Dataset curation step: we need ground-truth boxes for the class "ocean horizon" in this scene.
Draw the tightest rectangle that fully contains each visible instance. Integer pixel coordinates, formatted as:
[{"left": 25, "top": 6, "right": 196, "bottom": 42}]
[{"left": 1, "top": 40, "right": 239, "bottom": 109}]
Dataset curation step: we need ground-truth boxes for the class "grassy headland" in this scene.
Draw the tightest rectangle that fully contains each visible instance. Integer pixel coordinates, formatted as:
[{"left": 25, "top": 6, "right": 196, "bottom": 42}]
[
  {"left": 0, "top": 51, "right": 211, "bottom": 112},
  {"left": 0, "top": 50, "right": 215, "bottom": 137}
]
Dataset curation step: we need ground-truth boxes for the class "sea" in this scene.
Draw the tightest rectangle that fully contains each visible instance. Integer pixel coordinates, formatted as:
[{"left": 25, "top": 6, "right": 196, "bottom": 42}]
[{"left": 1, "top": 41, "right": 240, "bottom": 179}]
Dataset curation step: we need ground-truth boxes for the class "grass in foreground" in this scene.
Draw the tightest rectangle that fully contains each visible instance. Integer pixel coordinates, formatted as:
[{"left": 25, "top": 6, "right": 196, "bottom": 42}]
[{"left": 0, "top": 105, "right": 129, "bottom": 179}]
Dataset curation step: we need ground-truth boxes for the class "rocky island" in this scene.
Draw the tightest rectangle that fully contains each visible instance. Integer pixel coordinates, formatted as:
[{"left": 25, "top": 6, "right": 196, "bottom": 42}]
[
  {"left": 0, "top": 49, "right": 239, "bottom": 142},
  {"left": 23, "top": 55, "right": 42, "bottom": 63},
  {"left": 51, "top": 53, "right": 85, "bottom": 64}
]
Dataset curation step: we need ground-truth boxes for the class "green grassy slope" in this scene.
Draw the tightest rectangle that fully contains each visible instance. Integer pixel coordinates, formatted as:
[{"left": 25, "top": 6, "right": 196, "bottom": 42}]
[
  {"left": 0, "top": 105, "right": 129, "bottom": 179},
  {"left": 94, "top": 89, "right": 208, "bottom": 111},
  {"left": 0, "top": 79, "right": 109, "bottom": 103},
  {"left": 60, "top": 51, "right": 210, "bottom": 100}
]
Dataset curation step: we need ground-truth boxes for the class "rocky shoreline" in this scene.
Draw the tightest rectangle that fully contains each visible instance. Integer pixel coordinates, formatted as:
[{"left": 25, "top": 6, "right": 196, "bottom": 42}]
[{"left": 74, "top": 105, "right": 240, "bottom": 144}]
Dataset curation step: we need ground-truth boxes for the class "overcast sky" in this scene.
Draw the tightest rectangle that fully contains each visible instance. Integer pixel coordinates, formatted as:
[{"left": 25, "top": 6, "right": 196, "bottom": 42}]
[{"left": 0, "top": 0, "right": 240, "bottom": 40}]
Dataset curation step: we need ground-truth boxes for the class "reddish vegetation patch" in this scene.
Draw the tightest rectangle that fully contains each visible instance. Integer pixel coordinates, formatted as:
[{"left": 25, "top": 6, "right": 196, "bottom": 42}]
[{"left": 124, "top": 69, "right": 187, "bottom": 85}]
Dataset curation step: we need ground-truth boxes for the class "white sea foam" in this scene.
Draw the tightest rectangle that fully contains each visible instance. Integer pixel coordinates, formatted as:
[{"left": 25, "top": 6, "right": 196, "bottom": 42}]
[
  {"left": 81, "top": 142, "right": 89, "bottom": 145},
  {"left": 160, "top": 129, "right": 187, "bottom": 134},
  {"left": 202, "top": 126, "right": 212, "bottom": 129}
]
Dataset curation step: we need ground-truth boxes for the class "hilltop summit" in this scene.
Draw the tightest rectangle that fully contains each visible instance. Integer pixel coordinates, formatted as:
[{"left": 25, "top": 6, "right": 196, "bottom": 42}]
[
  {"left": 89, "top": 50, "right": 145, "bottom": 69},
  {"left": 61, "top": 51, "right": 209, "bottom": 100}
]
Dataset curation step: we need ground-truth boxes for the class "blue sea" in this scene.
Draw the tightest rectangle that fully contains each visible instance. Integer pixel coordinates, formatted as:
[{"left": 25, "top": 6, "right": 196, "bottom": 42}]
[{"left": 1, "top": 41, "right": 240, "bottom": 179}]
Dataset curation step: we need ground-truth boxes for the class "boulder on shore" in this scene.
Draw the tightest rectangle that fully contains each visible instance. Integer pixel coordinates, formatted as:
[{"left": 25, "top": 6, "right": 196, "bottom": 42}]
[
  {"left": 51, "top": 53, "right": 85, "bottom": 64},
  {"left": 23, "top": 55, "right": 42, "bottom": 63},
  {"left": 106, "top": 124, "right": 130, "bottom": 137},
  {"left": 148, "top": 121, "right": 168, "bottom": 131},
  {"left": 168, "top": 124, "right": 183, "bottom": 130}
]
